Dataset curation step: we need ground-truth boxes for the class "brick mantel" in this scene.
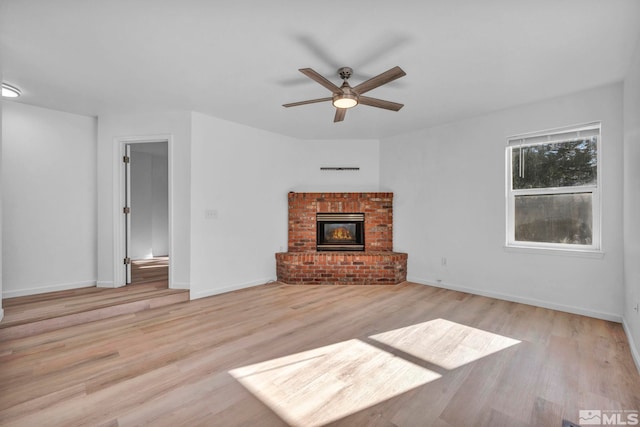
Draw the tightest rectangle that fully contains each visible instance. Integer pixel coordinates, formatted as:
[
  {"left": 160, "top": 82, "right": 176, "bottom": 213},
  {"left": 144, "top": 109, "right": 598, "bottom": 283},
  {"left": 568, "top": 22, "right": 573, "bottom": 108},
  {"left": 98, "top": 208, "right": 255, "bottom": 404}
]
[
  {"left": 287, "top": 192, "right": 394, "bottom": 252},
  {"left": 276, "top": 192, "right": 407, "bottom": 285}
]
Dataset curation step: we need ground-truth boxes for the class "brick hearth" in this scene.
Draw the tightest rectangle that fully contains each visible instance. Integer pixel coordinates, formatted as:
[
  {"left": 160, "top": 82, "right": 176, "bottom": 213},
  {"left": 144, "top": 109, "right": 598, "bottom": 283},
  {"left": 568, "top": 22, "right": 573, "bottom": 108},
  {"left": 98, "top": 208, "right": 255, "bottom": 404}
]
[
  {"left": 276, "top": 192, "right": 408, "bottom": 285},
  {"left": 276, "top": 251, "right": 407, "bottom": 285}
]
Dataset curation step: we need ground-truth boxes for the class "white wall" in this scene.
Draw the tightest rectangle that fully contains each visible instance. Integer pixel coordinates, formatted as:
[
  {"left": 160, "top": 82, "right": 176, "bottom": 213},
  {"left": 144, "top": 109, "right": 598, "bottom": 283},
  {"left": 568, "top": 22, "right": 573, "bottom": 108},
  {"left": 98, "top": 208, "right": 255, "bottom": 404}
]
[
  {"left": 380, "top": 84, "right": 624, "bottom": 321},
  {"left": 129, "top": 146, "right": 168, "bottom": 259},
  {"left": 97, "top": 112, "right": 190, "bottom": 289},
  {"left": 190, "top": 112, "right": 380, "bottom": 299},
  {"left": 623, "top": 39, "right": 640, "bottom": 367},
  {"left": 0, "top": 91, "right": 4, "bottom": 319},
  {"left": 1, "top": 102, "right": 97, "bottom": 297},
  {"left": 130, "top": 150, "right": 153, "bottom": 259},
  {"left": 151, "top": 150, "right": 169, "bottom": 256},
  {"left": 288, "top": 139, "right": 380, "bottom": 192}
]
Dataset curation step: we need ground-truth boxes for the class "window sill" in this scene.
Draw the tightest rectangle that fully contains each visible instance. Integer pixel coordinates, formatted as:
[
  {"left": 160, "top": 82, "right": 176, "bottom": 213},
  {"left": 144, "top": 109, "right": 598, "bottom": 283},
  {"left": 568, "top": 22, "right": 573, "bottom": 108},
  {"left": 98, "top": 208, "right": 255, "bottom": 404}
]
[{"left": 504, "top": 245, "right": 604, "bottom": 259}]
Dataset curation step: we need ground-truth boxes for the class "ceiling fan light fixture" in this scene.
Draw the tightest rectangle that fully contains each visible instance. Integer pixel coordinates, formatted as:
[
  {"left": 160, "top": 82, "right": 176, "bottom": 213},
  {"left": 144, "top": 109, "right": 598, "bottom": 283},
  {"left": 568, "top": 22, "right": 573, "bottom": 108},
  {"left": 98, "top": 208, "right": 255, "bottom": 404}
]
[
  {"left": 2, "top": 82, "right": 22, "bottom": 98},
  {"left": 332, "top": 94, "right": 358, "bottom": 109}
]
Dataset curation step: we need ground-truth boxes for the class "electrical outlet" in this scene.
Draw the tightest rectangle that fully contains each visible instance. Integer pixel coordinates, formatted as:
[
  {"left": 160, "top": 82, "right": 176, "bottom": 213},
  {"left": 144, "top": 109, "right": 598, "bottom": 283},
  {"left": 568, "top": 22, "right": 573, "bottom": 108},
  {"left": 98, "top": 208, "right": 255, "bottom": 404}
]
[
  {"left": 205, "top": 209, "right": 218, "bottom": 220},
  {"left": 634, "top": 301, "right": 639, "bottom": 314},
  {"left": 441, "top": 257, "right": 447, "bottom": 266}
]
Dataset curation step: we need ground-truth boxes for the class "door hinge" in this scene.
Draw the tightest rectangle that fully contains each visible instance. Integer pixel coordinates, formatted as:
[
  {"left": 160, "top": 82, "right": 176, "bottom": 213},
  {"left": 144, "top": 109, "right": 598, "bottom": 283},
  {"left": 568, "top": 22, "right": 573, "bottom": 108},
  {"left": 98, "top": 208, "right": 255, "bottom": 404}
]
[
  {"left": 123, "top": 206, "right": 130, "bottom": 214},
  {"left": 124, "top": 257, "right": 131, "bottom": 265},
  {"left": 123, "top": 155, "right": 130, "bottom": 163}
]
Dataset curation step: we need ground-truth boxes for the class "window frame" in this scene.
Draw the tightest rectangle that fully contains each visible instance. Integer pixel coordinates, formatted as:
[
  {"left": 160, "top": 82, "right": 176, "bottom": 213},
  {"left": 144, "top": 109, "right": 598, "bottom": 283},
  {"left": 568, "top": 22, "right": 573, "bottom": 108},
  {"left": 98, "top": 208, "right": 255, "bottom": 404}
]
[{"left": 505, "top": 122, "right": 602, "bottom": 254}]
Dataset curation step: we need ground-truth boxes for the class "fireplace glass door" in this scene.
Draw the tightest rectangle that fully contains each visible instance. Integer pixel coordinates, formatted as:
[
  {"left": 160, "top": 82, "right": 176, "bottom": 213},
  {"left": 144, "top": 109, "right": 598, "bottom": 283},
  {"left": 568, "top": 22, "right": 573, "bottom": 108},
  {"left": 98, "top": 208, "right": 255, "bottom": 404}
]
[{"left": 316, "top": 213, "right": 364, "bottom": 251}]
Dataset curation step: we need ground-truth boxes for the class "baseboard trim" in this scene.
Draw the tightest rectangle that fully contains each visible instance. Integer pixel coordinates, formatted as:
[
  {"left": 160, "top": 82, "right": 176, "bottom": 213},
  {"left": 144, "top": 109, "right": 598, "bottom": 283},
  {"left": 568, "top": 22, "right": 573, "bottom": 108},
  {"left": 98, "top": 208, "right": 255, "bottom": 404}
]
[
  {"left": 407, "top": 276, "right": 622, "bottom": 323},
  {"left": 3, "top": 280, "right": 97, "bottom": 298},
  {"left": 171, "top": 282, "right": 190, "bottom": 290},
  {"left": 622, "top": 318, "right": 640, "bottom": 374},
  {"left": 191, "top": 278, "right": 272, "bottom": 300},
  {"left": 97, "top": 281, "right": 115, "bottom": 288}
]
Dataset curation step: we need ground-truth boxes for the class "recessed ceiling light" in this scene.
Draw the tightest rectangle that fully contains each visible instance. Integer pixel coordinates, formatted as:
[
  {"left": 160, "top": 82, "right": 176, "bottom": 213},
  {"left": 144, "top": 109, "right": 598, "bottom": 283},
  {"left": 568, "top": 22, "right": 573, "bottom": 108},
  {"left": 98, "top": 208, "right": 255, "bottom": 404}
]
[{"left": 2, "top": 83, "right": 22, "bottom": 98}]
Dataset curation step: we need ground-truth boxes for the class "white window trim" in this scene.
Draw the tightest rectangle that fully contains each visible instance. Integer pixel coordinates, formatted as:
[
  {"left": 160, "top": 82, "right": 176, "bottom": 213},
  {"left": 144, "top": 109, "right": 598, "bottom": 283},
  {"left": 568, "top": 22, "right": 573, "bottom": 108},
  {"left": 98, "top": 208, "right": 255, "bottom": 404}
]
[
  {"left": 505, "top": 122, "right": 602, "bottom": 255},
  {"left": 503, "top": 245, "right": 604, "bottom": 258}
]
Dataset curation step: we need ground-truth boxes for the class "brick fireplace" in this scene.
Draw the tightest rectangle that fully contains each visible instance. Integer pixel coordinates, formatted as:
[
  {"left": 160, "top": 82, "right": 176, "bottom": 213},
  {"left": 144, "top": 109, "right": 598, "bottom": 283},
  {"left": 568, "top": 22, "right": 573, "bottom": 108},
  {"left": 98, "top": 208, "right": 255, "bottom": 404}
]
[{"left": 276, "top": 192, "right": 408, "bottom": 285}]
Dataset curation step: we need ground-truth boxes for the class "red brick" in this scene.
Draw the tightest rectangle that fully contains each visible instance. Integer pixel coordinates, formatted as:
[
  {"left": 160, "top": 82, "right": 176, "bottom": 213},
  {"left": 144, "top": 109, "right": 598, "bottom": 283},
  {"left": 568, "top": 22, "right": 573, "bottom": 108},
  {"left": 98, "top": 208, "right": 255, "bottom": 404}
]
[{"left": 279, "top": 193, "right": 407, "bottom": 285}]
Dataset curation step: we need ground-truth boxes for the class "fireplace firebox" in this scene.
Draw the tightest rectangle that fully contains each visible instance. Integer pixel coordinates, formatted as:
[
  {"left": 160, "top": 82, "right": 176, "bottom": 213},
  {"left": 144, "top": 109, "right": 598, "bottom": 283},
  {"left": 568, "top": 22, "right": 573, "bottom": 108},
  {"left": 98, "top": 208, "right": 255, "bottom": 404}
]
[{"left": 316, "top": 213, "right": 365, "bottom": 251}]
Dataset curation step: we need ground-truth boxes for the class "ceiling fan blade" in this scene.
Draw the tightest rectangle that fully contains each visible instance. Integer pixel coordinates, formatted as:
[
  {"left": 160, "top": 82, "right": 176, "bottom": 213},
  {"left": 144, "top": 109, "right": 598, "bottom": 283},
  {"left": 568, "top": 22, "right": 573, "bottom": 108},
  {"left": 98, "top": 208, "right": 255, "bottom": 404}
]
[
  {"left": 299, "top": 68, "right": 343, "bottom": 94},
  {"left": 283, "top": 97, "right": 332, "bottom": 107},
  {"left": 353, "top": 66, "right": 406, "bottom": 95},
  {"left": 334, "top": 108, "right": 346, "bottom": 122},
  {"left": 295, "top": 35, "right": 341, "bottom": 70},
  {"left": 358, "top": 96, "right": 404, "bottom": 111}
]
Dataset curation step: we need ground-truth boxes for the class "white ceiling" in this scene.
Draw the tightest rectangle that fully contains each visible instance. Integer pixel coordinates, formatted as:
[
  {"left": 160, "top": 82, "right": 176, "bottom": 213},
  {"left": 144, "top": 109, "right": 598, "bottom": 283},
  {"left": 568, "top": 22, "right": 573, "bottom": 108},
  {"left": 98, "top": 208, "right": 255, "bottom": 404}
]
[{"left": 1, "top": 0, "right": 639, "bottom": 140}]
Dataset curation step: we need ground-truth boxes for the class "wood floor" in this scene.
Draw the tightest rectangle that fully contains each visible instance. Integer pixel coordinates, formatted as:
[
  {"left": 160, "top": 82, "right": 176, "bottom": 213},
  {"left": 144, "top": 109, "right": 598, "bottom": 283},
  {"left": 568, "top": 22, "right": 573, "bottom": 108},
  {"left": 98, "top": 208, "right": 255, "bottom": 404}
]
[
  {"left": 0, "top": 282, "right": 189, "bottom": 341},
  {"left": 130, "top": 257, "right": 169, "bottom": 285},
  {"left": 0, "top": 282, "right": 638, "bottom": 426}
]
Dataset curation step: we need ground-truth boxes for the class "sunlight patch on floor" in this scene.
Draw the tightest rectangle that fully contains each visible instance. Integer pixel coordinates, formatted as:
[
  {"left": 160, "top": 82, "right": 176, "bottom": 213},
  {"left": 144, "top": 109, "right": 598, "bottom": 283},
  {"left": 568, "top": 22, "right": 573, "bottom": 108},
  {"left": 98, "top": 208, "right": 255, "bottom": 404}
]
[
  {"left": 370, "top": 318, "right": 521, "bottom": 370},
  {"left": 229, "top": 339, "right": 440, "bottom": 427}
]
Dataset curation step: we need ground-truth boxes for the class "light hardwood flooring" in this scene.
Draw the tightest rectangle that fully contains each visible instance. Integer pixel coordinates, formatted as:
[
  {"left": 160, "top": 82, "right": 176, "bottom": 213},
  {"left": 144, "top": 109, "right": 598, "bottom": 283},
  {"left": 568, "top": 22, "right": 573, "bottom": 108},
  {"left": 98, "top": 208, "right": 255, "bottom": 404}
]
[
  {"left": 0, "top": 282, "right": 638, "bottom": 426},
  {"left": 130, "top": 257, "right": 169, "bottom": 286},
  {"left": 0, "top": 282, "right": 189, "bottom": 341}
]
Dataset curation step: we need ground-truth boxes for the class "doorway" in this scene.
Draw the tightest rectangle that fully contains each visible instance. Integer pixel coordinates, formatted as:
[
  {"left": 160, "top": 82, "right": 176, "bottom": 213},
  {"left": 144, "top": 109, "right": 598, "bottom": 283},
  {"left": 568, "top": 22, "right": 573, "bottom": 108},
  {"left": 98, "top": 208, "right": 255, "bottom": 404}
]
[{"left": 124, "top": 142, "right": 169, "bottom": 286}]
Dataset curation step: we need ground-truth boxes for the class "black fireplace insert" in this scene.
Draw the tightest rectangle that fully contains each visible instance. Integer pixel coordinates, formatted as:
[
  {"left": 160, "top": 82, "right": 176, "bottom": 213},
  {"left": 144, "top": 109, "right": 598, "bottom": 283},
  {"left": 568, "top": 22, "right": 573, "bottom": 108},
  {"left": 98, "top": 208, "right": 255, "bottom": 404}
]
[{"left": 316, "top": 213, "right": 365, "bottom": 251}]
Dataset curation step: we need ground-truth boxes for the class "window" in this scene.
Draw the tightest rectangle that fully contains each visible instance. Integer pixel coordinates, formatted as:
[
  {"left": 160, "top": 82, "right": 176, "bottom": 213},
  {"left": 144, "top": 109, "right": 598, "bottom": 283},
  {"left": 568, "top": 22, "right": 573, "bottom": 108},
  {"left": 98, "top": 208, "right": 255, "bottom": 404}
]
[{"left": 506, "top": 123, "right": 600, "bottom": 252}]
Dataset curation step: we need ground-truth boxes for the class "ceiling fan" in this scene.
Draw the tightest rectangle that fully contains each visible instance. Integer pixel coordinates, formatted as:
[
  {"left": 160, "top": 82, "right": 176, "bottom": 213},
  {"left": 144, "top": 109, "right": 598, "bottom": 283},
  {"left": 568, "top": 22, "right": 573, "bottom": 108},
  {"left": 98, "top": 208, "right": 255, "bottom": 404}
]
[{"left": 283, "top": 66, "right": 406, "bottom": 122}]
